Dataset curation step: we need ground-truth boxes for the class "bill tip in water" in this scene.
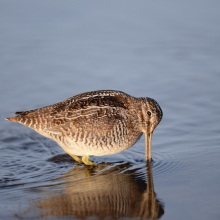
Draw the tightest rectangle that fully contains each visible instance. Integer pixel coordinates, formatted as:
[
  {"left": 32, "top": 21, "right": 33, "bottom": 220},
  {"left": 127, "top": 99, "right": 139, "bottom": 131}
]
[{"left": 145, "top": 132, "right": 153, "bottom": 161}]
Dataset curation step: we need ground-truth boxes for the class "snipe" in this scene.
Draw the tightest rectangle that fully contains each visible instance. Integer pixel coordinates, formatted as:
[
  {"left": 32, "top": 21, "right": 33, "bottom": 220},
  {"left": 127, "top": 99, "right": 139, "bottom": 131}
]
[{"left": 6, "top": 90, "right": 163, "bottom": 165}]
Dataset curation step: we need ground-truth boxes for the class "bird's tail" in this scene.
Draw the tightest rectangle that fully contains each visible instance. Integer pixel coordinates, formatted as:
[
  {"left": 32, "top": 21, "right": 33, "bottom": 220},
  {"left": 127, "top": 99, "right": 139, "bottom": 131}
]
[{"left": 5, "top": 117, "right": 17, "bottom": 122}]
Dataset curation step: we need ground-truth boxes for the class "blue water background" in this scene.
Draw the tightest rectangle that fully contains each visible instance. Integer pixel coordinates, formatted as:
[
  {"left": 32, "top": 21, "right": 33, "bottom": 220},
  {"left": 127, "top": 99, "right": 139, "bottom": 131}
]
[{"left": 0, "top": 1, "right": 220, "bottom": 219}]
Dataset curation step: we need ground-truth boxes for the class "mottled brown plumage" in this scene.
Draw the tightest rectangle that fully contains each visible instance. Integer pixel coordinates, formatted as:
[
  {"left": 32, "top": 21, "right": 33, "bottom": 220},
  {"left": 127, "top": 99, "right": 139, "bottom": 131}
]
[{"left": 6, "top": 90, "right": 163, "bottom": 165}]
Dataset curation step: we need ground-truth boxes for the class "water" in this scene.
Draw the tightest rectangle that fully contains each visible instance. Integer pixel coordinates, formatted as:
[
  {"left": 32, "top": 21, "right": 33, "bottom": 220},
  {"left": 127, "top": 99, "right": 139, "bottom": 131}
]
[{"left": 0, "top": 1, "right": 220, "bottom": 219}]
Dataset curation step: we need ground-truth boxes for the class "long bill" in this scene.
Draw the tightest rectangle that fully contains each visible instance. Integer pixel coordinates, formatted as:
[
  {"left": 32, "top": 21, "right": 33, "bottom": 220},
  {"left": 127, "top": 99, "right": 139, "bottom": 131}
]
[{"left": 144, "top": 132, "right": 153, "bottom": 161}]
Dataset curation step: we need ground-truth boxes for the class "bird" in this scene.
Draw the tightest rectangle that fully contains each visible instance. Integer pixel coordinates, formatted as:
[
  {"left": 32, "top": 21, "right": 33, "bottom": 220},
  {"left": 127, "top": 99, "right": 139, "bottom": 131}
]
[{"left": 6, "top": 90, "right": 163, "bottom": 165}]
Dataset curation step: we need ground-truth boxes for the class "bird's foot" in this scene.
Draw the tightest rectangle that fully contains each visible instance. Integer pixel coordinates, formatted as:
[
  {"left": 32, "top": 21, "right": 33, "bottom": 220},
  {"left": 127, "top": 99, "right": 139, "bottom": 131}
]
[
  {"left": 82, "top": 155, "right": 96, "bottom": 166},
  {"left": 69, "top": 154, "right": 83, "bottom": 163}
]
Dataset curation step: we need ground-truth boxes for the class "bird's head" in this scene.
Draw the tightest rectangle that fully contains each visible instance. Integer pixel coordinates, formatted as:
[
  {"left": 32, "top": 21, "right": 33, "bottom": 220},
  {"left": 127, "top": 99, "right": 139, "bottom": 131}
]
[
  {"left": 137, "top": 97, "right": 163, "bottom": 161},
  {"left": 138, "top": 97, "right": 163, "bottom": 134}
]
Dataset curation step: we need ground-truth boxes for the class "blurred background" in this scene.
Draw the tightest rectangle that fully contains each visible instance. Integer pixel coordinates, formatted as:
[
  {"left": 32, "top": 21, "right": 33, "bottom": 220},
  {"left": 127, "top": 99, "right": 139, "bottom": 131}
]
[{"left": 0, "top": 1, "right": 220, "bottom": 220}]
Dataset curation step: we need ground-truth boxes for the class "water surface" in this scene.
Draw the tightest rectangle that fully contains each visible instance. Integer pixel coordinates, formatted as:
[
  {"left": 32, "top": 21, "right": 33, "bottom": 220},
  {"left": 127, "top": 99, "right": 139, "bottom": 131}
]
[{"left": 0, "top": 1, "right": 220, "bottom": 219}]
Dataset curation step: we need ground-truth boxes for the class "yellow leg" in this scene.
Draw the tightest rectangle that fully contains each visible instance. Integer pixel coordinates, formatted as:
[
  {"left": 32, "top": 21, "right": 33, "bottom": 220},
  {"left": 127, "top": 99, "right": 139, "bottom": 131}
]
[
  {"left": 69, "top": 154, "right": 82, "bottom": 163},
  {"left": 82, "top": 155, "right": 96, "bottom": 166}
]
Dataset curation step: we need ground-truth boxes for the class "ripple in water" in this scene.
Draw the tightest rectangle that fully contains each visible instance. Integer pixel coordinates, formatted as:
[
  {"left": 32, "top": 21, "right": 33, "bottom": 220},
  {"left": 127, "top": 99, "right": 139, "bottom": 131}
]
[{"left": 152, "top": 151, "right": 187, "bottom": 180}]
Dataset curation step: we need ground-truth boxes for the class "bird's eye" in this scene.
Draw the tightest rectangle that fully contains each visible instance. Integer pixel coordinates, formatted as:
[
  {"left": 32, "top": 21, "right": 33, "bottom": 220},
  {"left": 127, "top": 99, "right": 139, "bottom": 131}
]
[{"left": 147, "top": 111, "right": 151, "bottom": 116}]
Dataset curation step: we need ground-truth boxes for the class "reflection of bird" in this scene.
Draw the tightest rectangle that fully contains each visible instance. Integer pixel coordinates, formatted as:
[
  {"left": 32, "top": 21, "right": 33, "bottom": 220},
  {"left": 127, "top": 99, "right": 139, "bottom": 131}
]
[
  {"left": 6, "top": 90, "right": 163, "bottom": 165},
  {"left": 33, "top": 162, "right": 164, "bottom": 219}
]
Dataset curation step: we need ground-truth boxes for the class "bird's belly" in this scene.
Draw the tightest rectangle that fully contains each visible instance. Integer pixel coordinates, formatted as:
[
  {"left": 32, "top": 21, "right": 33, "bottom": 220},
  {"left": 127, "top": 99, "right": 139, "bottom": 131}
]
[{"left": 58, "top": 133, "right": 141, "bottom": 156}]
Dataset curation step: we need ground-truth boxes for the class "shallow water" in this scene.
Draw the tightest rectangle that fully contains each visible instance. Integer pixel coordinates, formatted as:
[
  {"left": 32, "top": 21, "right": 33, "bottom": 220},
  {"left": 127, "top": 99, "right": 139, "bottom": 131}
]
[{"left": 1, "top": 1, "right": 220, "bottom": 219}]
